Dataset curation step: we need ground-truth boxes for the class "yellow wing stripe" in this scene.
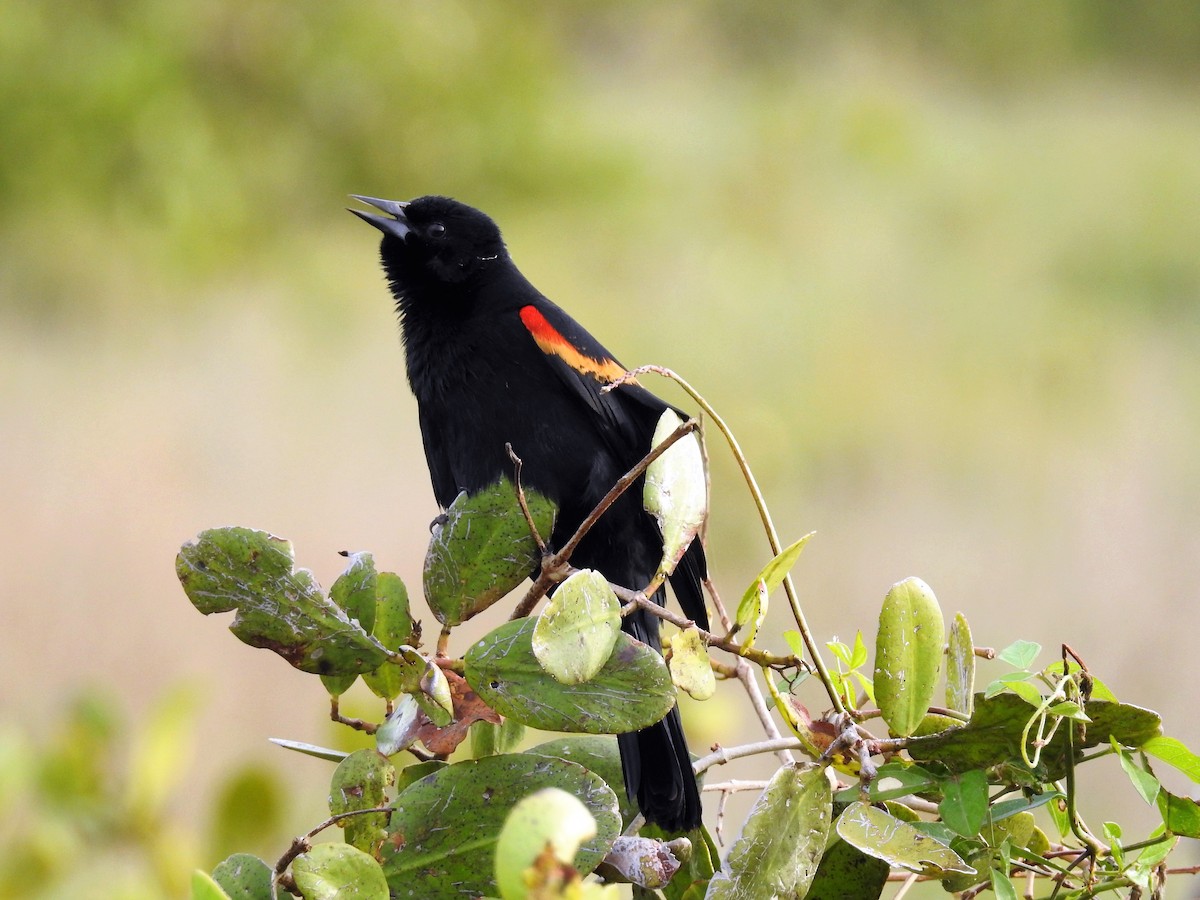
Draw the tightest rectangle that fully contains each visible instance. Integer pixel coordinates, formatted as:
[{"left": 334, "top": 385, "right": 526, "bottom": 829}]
[{"left": 519, "top": 305, "right": 626, "bottom": 383}]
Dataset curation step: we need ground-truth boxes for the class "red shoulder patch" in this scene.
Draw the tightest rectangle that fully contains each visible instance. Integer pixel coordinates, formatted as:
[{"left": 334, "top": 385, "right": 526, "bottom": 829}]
[{"left": 519, "top": 305, "right": 626, "bottom": 383}]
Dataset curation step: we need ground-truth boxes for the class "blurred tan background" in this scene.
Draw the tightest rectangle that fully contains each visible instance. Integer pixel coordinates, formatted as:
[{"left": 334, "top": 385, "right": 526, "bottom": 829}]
[{"left": 3, "top": 2, "right": 1199, "bottom": 896}]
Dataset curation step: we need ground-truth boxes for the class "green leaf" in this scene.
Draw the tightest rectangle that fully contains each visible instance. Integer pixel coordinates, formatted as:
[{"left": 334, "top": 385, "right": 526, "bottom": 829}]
[
  {"left": 379, "top": 753, "right": 620, "bottom": 900},
  {"left": 644, "top": 409, "right": 707, "bottom": 578},
  {"left": 706, "top": 763, "right": 832, "bottom": 899},
  {"left": 987, "top": 791, "right": 1064, "bottom": 824},
  {"left": 906, "top": 694, "right": 1162, "bottom": 779},
  {"left": 938, "top": 770, "right": 988, "bottom": 837},
  {"left": 292, "top": 842, "right": 388, "bottom": 900},
  {"left": 525, "top": 736, "right": 636, "bottom": 828},
  {"left": 268, "top": 738, "right": 348, "bottom": 763},
  {"left": 466, "top": 618, "right": 676, "bottom": 733},
  {"left": 470, "top": 717, "right": 527, "bottom": 759},
  {"left": 850, "top": 631, "right": 869, "bottom": 669},
  {"left": 192, "top": 871, "right": 233, "bottom": 900},
  {"left": 997, "top": 640, "right": 1041, "bottom": 670},
  {"left": 986, "top": 674, "right": 1043, "bottom": 707},
  {"left": 361, "top": 573, "right": 414, "bottom": 700},
  {"left": 669, "top": 627, "right": 715, "bottom": 701},
  {"left": 393, "top": 759, "right": 446, "bottom": 793},
  {"left": 177, "top": 527, "right": 387, "bottom": 676},
  {"left": 330, "top": 750, "right": 395, "bottom": 855},
  {"left": 495, "top": 788, "right": 596, "bottom": 900},
  {"left": 735, "top": 534, "right": 814, "bottom": 646},
  {"left": 211, "top": 854, "right": 275, "bottom": 900},
  {"left": 874, "top": 577, "right": 945, "bottom": 737},
  {"left": 982, "top": 811, "right": 1036, "bottom": 849},
  {"left": 782, "top": 630, "right": 806, "bottom": 660},
  {"left": 804, "top": 834, "right": 890, "bottom": 900},
  {"left": 330, "top": 552, "right": 378, "bottom": 635},
  {"left": 1047, "top": 700, "right": 1090, "bottom": 721},
  {"left": 836, "top": 802, "right": 975, "bottom": 877},
  {"left": 1112, "top": 739, "right": 1161, "bottom": 805},
  {"left": 989, "top": 868, "right": 1019, "bottom": 900},
  {"left": 1128, "top": 829, "right": 1176, "bottom": 890},
  {"left": 321, "top": 552, "right": 379, "bottom": 696},
  {"left": 532, "top": 569, "right": 621, "bottom": 685},
  {"left": 735, "top": 580, "right": 769, "bottom": 649},
  {"left": 946, "top": 613, "right": 975, "bottom": 717},
  {"left": 423, "top": 479, "right": 556, "bottom": 627},
  {"left": 834, "top": 762, "right": 939, "bottom": 804},
  {"left": 1143, "top": 735, "right": 1200, "bottom": 783},
  {"left": 1157, "top": 788, "right": 1200, "bottom": 838}
]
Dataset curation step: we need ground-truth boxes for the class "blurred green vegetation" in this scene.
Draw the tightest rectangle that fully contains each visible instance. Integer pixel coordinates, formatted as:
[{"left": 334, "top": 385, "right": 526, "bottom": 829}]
[{"left": 3, "top": 3, "right": 1200, "bottom": 897}]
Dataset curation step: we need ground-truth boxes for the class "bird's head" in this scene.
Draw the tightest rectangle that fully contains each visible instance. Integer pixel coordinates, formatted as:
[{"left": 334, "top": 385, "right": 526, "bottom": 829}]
[{"left": 349, "top": 195, "right": 507, "bottom": 299}]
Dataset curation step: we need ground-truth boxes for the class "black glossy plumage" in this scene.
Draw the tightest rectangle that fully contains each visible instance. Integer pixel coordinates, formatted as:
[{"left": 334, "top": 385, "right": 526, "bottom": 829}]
[{"left": 352, "top": 194, "right": 708, "bottom": 831}]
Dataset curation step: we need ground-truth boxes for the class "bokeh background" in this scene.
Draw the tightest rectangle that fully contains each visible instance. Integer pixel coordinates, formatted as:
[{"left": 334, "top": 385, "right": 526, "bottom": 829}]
[{"left": 3, "top": 2, "right": 1199, "bottom": 896}]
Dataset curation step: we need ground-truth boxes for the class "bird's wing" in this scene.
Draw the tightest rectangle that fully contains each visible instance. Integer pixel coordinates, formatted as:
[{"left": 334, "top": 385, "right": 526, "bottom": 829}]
[
  {"left": 418, "top": 403, "right": 461, "bottom": 509},
  {"left": 516, "top": 300, "right": 668, "bottom": 451}
]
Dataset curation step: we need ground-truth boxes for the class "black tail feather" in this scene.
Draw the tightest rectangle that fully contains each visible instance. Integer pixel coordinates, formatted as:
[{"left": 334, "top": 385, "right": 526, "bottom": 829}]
[
  {"left": 620, "top": 599, "right": 703, "bottom": 831},
  {"left": 617, "top": 705, "right": 702, "bottom": 831}
]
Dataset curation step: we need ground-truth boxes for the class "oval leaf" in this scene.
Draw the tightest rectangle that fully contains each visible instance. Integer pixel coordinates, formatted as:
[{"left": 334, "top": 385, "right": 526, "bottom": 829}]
[
  {"left": 362, "top": 573, "right": 414, "bottom": 700},
  {"left": 211, "top": 854, "right": 274, "bottom": 900},
  {"left": 424, "top": 479, "right": 556, "bottom": 627},
  {"left": 532, "top": 569, "right": 621, "bottom": 685},
  {"left": 526, "top": 736, "right": 636, "bottom": 827},
  {"left": 466, "top": 618, "right": 676, "bottom": 733},
  {"left": 644, "top": 409, "right": 707, "bottom": 578},
  {"left": 906, "top": 694, "right": 1162, "bottom": 779},
  {"left": 946, "top": 612, "right": 975, "bottom": 717},
  {"left": 836, "top": 802, "right": 975, "bottom": 877},
  {"left": 380, "top": 753, "right": 620, "bottom": 900},
  {"left": 191, "top": 871, "right": 232, "bottom": 900},
  {"left": 874, "top": 577, "right": 945, "bottom": 737},
  {"left": 735, "top": 534, "right": 814, "bottom": 647},
  {"left": 668, "top": 627, "right": 715, "bottom": 701},
  {"left": 330, "top": 749, "right": 396, "bottom": 855},
  {"left": 1143, "top": 735, "right": 1200, "bottom": 783},
  {"left": 706, "top": 762, "right": 832, "bottom": 900},
  {"left": 495, "top": 788, "right": 597, "bottom": 900},
  {"left": 292, "top": 842, "right": 388, "bottom": 900},
  {"left": 177, "top": 527, "right": 387, "bottom": 676},
  {"left": 321, "top": 552, "right": 379, "bottom": 695}
]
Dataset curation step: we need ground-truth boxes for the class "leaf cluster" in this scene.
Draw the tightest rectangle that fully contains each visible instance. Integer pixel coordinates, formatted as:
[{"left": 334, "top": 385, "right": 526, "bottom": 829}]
[{"left": 177, "top": 388, "right": 1200, "bottom": 900}]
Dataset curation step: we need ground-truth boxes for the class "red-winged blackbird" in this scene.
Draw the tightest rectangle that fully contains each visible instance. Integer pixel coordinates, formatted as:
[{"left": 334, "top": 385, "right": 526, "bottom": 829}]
[{"left": 351, "top": 194, "right": 708, "bottom": 831}]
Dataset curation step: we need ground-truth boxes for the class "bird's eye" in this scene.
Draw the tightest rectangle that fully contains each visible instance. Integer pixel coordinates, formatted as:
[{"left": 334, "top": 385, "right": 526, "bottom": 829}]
[{"left": 428, "top": 222, "right": 446, "bottom": 237}]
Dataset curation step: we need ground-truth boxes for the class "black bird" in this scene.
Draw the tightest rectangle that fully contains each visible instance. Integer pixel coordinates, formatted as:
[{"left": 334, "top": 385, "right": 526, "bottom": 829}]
[{"left": 351, "top": 194, "right": 708, "bottom": 831}]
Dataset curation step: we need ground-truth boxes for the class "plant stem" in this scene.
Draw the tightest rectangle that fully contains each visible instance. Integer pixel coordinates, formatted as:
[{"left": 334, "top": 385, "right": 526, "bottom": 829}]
[{"left": 608, "top": 366, "right": 845, "bottom": 714}]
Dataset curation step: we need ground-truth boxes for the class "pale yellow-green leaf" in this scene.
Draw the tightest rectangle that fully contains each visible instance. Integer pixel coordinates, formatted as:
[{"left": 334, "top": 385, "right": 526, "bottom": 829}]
[
  {"left": 668, "top": 627, "right": 715, "bottom": 700},
  {"left": 644, "top": 409, "right": 707, "bottom": 577},
  {"left": 532, "top": 569, "right": 621, "bottom": 685},
  {"left": 494, "top": 788, "right": 596, "bottom": 900},
  {"left": 874, "top": 577, "right": 945, "bottom": 737}
]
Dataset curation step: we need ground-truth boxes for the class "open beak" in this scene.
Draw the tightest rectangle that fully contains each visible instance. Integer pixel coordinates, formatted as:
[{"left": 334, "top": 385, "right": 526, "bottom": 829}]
[{"left": 348, "top": 195, "right": 412, "bottom": 240}]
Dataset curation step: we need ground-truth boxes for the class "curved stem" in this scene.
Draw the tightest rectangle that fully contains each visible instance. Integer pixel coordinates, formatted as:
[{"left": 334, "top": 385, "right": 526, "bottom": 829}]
[{"left": 607, "top": 366, "right": 845, "bottom": 714}]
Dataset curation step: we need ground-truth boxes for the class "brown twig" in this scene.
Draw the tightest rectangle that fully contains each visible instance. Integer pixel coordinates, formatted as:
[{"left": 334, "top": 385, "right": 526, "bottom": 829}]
[
  {"left": 510, "top": 418, "right": 700, "bottom": 620},
  {"left": 505, "top": 443, "right": 547, "bottom": 554},
  {"left": 329, "top": 697, "right": 377, "bottom": 735},
  {"left": 273, "top": 804, "right": 395, "bottom": 881}
]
